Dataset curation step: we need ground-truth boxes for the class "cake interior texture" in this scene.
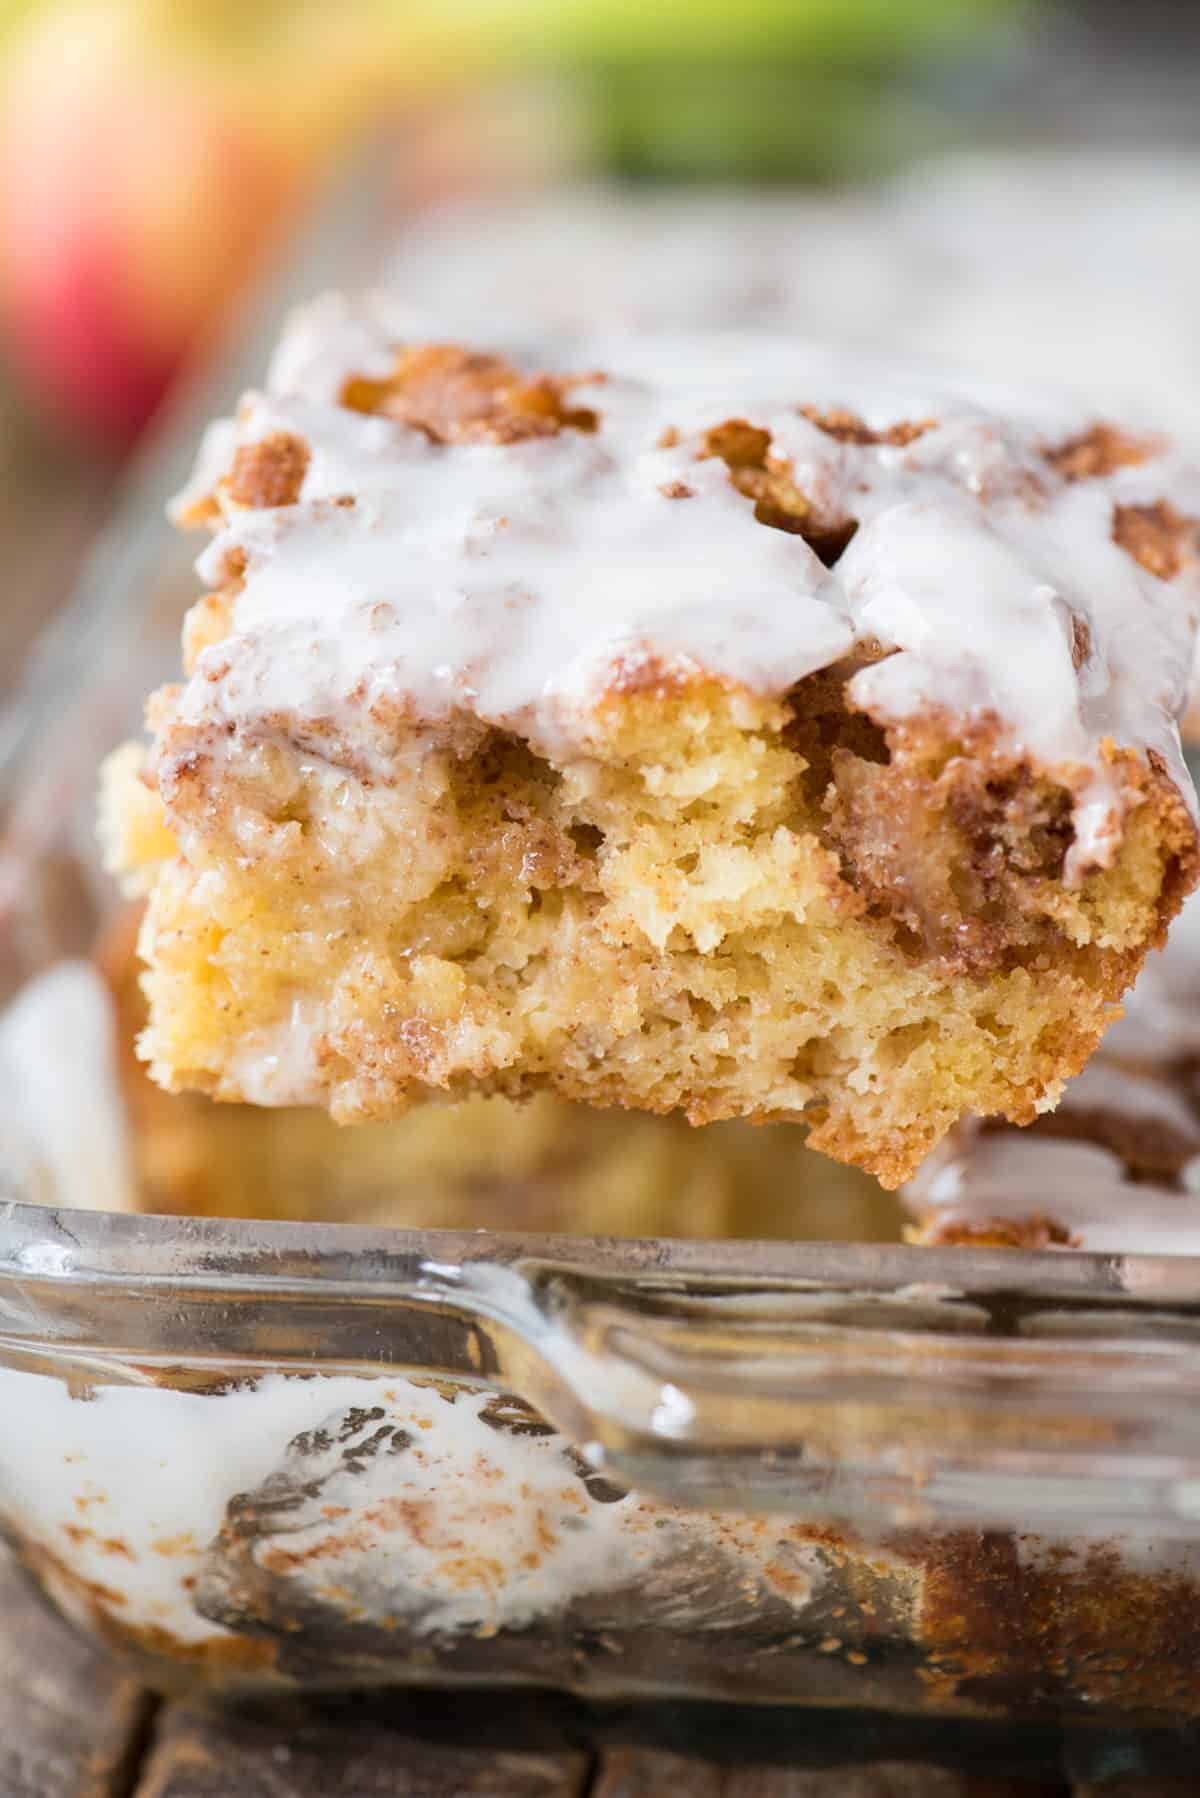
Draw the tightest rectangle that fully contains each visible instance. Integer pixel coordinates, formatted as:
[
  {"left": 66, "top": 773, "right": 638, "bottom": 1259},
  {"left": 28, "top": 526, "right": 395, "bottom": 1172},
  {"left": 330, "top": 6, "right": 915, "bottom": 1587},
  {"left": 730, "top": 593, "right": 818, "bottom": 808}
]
[
  {"left": 102, "top": 319, "right": 1200, "bottom": 1188},
  {"left": 95, "top": 906, "right": 894, "bottom": 1240}
]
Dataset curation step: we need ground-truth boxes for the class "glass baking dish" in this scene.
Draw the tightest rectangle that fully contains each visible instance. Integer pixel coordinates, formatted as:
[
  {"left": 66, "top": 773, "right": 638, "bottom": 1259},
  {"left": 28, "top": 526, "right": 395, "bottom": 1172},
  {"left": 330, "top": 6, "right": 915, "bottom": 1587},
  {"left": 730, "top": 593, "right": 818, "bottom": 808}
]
[
  {"left": 6, "top": 1199, "right": 1200, "bottom": 1720},
  {"left": 6, "top": 151, "right": 1200, "bottom": 1733}
]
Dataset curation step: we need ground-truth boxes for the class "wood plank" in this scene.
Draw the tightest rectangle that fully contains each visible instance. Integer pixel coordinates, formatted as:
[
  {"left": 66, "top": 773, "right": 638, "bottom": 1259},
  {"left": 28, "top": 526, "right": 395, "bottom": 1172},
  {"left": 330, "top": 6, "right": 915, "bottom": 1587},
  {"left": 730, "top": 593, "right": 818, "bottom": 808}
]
[
  {"left": 0, "top": 1547, "right": 152, "bottom": 1798},
  {"left": 589, "top": 1747, "right": 1059, "bottom": 1796},
  {"left": 133, "top": 1702, "right": 589, "bottom": 1798},
  {"left": 1070, "top": 1783, "right": 1200, "bottom": 1796}
]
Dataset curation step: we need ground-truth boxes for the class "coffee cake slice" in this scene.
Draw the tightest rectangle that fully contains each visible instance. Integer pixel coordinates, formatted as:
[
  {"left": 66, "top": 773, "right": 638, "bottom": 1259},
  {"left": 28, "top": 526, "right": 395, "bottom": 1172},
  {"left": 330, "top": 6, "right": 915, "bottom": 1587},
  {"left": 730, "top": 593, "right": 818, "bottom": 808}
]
[{"left": 101, "top": 298, "right": 1200, "bottom": 1185}]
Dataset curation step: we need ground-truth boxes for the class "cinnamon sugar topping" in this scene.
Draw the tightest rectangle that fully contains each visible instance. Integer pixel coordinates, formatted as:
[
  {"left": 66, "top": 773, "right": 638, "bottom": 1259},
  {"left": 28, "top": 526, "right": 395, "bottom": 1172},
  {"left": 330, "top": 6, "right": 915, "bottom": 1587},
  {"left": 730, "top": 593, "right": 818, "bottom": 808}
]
[
  {"left": 701, "top": 417, "right": 858, "bottom": 566},
  {"left": 1113, "top": 499, "right": 1199, "bottom": 582},
  {"left": 339, "top": 344, "right": 598, "bottom": 444},
  {"left": 1046, "top": 422, "right": 1155, "bottom": 482},
  {"left": 227, "top": 431, "right": 311, "bottom": 510},
  {"left": 1068, "top": 612, "right": 1092, "bottom": 671},
  {"left": 799, "top": 405, "right": 934, "bottom": 448}
]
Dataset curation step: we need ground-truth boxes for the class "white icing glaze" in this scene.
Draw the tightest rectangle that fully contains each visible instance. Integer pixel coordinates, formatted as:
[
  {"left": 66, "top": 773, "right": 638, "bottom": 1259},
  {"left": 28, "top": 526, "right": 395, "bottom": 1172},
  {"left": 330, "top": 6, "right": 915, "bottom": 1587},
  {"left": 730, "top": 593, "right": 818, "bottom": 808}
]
[
  {"left": 168, "top": 302, "right": 1200, "bottom": 874},
  {"left": 383, "top": 159, "right": 1200, "bottom": 732},
  {"left": 904, "top": 1130, "right": 1200, "bottom": 1258},
  {"left": 0, "top": 1366, "right": 823, "bottom": 1653},
  {"left": 0, "top": 962, "right": 135, "bottom": 1214}
]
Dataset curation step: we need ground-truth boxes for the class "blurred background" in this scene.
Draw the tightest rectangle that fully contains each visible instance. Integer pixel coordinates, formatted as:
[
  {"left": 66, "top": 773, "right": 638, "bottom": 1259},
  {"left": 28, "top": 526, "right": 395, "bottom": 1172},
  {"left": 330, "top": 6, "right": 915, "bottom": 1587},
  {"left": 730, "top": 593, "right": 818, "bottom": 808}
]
[{"left": 1, "top": 0, "right": 1198, "bottom": 693}]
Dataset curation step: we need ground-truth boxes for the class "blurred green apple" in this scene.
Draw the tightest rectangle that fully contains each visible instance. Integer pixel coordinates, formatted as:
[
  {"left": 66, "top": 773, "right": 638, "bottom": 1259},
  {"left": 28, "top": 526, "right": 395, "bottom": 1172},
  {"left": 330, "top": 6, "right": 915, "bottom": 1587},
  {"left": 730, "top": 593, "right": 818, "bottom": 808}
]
[
  {"left": 0, "top": 0, "right": 1018, "bottom": 444},
  {"left": 399, "top": 0, "right": 1014, "bottom": 63},
  {"left": 404, "top": 0, "right": 1022, "bottom": 182}
]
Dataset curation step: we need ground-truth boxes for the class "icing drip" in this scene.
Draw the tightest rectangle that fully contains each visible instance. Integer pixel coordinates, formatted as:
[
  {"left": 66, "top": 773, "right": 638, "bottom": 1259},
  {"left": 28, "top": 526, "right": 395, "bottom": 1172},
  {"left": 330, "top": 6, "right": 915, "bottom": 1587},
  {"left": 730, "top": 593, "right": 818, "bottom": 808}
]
[{"left": 906, "top": 1130, "right": 1200, "bottom": 1259}]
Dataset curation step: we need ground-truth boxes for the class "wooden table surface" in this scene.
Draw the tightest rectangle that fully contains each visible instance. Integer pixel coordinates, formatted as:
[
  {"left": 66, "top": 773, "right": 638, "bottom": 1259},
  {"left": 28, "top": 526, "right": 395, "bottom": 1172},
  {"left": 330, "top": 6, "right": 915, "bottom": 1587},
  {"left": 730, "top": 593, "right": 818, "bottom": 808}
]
[{"left": 4, "top": 1543, "right": 1200, "bottom": 1798}]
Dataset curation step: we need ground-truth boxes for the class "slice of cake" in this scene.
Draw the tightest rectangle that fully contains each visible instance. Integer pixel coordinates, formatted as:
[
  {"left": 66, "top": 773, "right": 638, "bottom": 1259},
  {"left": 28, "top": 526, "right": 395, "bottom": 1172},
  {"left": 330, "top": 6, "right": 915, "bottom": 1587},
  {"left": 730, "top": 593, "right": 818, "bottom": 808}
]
[{"left": 102, "top": 299, "right": 1200, "bottom": 1185}]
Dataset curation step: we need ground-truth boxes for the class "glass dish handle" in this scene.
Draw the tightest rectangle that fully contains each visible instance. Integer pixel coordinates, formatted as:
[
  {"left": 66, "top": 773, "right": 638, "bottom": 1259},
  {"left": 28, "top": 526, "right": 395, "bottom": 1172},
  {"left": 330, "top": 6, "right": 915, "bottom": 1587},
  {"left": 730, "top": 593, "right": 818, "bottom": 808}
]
[{"left": 417, "top": 1253, "right": 1200, "bottom": 1526}]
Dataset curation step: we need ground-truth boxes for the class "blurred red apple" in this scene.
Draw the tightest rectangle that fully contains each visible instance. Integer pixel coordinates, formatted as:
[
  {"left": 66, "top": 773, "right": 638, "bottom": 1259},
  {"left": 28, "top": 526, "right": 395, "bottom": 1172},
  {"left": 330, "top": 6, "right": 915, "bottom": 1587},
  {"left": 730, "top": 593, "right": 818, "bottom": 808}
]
[
  {"left": 0, "top": 2, "right": 386, "bottom": 446},
  {"left": 0, "top": 0, "right": 1012, "bottom": 446}
]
